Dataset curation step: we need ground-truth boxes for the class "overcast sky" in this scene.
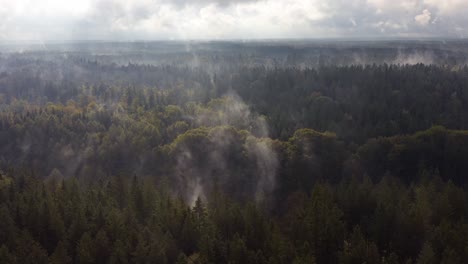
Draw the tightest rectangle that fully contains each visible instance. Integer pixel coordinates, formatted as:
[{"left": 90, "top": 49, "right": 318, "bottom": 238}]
[{"left": 0, "top": 0, "right": 467, "bottom": 41}]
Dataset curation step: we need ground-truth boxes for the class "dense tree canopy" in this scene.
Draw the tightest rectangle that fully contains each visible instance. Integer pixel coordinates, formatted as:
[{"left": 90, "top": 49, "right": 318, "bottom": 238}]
[{"left": 0, "top": 47, "right": 467, "bottom": 263}]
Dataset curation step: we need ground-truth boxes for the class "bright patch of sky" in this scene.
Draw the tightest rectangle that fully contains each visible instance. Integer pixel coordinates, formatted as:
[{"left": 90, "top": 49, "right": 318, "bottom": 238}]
[{"left": 0, "top": 0, "right": 466, "bottom": 41}]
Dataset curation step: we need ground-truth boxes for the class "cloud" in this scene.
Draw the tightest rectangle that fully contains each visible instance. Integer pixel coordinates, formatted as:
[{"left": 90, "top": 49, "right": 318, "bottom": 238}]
[
  {"left": 415, "top": 9, "right": 431, "bottom": 26},
  {"left": 424, "top": 0, "right": 468, "bottom": 15},
  {"left": 165, "top": 0, "right": 261, "bottom": 7},
  {"left": 0, "top": 0, "right": 467, "bottom": 41}
]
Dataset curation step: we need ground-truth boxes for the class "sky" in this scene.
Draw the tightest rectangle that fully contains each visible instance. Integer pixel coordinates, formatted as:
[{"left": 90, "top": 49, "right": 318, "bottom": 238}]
[{"left": 0, "top": 0, "right": 467, "bottom": 41}]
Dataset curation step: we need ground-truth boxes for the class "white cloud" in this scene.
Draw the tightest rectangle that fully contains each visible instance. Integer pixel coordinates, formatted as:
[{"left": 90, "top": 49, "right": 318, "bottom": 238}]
[
  {"left": 415, "top": 9, "right": 431, "bottom": 26},
  {"left": 424, "top": 0, "right": 468, "bottom": 14},
  {"left": 0, "top": 0, "right": 466, "bottom": 41},
  {"left": 367, "top": 0, "right": 418, "bottom": 12}
]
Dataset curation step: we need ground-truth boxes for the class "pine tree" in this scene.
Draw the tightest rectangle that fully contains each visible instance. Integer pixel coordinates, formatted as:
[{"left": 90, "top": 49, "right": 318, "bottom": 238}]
[
  {"left": 108, "top": 240, "right": 129, "bottom": 264},
  {"left": 49, "top": 240, "right": 72, "bottom": 264},
  {"left": 0, "top": 244, "right": 16, "bottom": 264},
  {"left": 76, "top": 232, "right": 95, "bottom": 264},
  {"left": 14, "top": 231, "right": 49, "bottom": 264},
  {"left": 416, "top": 242, "right": 436, "bottom": 264},
  {"left": 95, "top": 229, "right": 111, "bottom": 263},
  {"left": 440, "top": 248, "right": 461, "bottom": 264},
  {"left": 228, "top": 234, "right": 249, "bottom": 264},
  {"left": 175, "top": 253, "right": 188, "bottom": 264}
]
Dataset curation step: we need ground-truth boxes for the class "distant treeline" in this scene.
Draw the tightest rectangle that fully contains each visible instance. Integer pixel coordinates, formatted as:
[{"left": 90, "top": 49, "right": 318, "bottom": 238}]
[{"left": 1, "top": 60, "right": 468, "bottom": 142}]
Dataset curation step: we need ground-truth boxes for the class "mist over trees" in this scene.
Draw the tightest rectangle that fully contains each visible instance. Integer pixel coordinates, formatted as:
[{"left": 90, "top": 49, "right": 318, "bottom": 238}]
[{"left": 0, "top": 41, "right": 467, "bottom": 263}]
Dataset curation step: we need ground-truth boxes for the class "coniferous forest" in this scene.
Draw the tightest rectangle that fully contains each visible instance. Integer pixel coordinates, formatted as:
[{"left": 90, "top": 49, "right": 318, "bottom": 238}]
[{"left": 0, "top": 41, "right": 467, "bottom": 263}]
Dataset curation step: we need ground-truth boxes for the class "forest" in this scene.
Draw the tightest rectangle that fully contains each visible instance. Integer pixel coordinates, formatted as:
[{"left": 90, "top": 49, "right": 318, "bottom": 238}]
[{"left": 0, "top": 41, "right": 467, "bottom": 263}]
